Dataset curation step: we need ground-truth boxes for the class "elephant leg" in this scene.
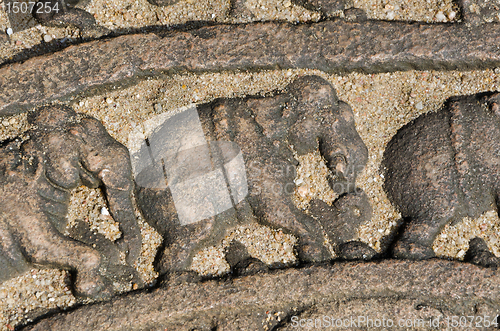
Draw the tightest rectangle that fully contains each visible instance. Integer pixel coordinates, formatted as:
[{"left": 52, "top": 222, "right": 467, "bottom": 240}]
[
  {"left": 0, "top": 217, "right": 30, "bottom": 280},
  {"left": 392, "top": 190, "right": 464, "bottom": 260},
  {"left": 309, "top": 190, "right": 376, "bottom": 260},
  {"left": 465, "top": 237, "right": 500, "bottom": 268},
  {"left": 14, "top": 210, "right": 112, "bottom": 299},
  {"left": 247, "top": 159, "right": 332, "bottom": 262}
]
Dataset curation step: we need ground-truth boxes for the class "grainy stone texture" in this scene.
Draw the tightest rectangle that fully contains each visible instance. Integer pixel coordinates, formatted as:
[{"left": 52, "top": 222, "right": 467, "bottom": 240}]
[
  {"left": 383, "top": 92, "right": 500, "bottom": 262},
  {"left": 1, "top": 1, "right": 500, "bottom": 329},
  {"left": 35, "top": 4, "right": 111, "bottom": 38},
  {"left": 3, "top": 67, "right": 500, "bottom": 329},
  {"left": 458, "top": 0, "right": 500, "bottom": 24},
  {"left": 465, "top": 237, "right": 500, "bottom": 268},
  {"left": 22, "top": 260, "right": 500, "bottom": 330},
  {"left": 2, "top": 20, "right": 500, "bottom": 116},
  {"left": 228, "top": 0, "right": 256, "bottom": 20},
  {"left": 33, "top": 0, "right": 111, "bottom": 39},
  {"left": 353, "top": 0, "right": 458, "bottom": 22},
  {"left": 0, "top": 105, "right": 143, "bottom": 299},
  {"left": 292, "top": 0, "right": 352, "bottom": 16},
  {"left": 3, "top": 67, "right": 500, "bottom": 331},
  {"left": 146, "top": 0, "right": 180, "bottom": 6},
  {"left": 136, "top": 76, "right": 374, "bottom": 275}
]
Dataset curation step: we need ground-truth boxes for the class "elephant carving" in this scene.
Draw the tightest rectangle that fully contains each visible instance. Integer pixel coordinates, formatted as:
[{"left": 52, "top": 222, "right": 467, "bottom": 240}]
[
  {"left": 135, "top": 75, "right": 375, "bottom": 274},
  {"left": 0, "top": 105, "right": 143, "bottom": 299},
  {"left": 383, "top": 92, "right": 500, "bottom": 266}
]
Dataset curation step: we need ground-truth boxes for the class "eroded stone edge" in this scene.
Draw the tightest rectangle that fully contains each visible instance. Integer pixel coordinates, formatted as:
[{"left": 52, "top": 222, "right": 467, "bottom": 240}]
[
  {"left": 1, "top": 20, "right": 500, "bottom": 116},
  {"left": 22, "top": 260, "right": 500, "bottom": 330}
]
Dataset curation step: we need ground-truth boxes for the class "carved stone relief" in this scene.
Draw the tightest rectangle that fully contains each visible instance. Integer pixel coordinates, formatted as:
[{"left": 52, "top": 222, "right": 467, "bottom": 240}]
[
  {"left": 0, "top": 105, "right": 143, "bottom": 299},
  {"left": 1, "top": 0, "right": 500, "bottom": 329}
]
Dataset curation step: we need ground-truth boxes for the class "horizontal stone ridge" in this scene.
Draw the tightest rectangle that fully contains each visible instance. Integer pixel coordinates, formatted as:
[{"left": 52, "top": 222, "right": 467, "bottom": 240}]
[
  {"left": 1, "top": 20, "right": 500, "bottom": 116},
  {"left": 23, "top": 260, "right": 500, "bottom": 330}
]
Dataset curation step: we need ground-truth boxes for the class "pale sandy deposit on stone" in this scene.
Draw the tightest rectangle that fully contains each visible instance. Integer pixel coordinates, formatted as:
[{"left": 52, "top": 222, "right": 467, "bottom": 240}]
[
  {"left": 292, "top": 150, "right": 339, "bottom": 211},
  {"left": 66, "top": 185, "right": 162, "bottom": 285},
  {"left": 191, "top": 223, "right": 298, "bottom": 276},
  {"left": 434, "top": 210, "right": 500, "bottom": 259},
  {"left": 331, "top": 69, "right": 500, "bottom": 253},
  {"left": 353, "top": 0, "right": 460, "bottom": 22},
  {"left": 0, "top": 269, "right": 76, "bottom": 330},
  {"left": 0, "top": 112, "right": 29, "bottom": 142},
  {"left": 2, "top": 0, "right": 500, "bottom": 329},
  {"left": 67, "top": 186, "right": 122, "bottom": 241},
  {"left": 70, "top": 68, "right": 500, "bottom": 266}
]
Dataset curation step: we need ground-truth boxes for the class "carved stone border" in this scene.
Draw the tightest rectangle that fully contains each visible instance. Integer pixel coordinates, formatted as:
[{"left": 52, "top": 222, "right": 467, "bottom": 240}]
[
  {"left": 1, "top": 20, "right": 500, "bottom": 116},
  {"left": 23, "top": 260, "right": 500, "bottom": 330}
]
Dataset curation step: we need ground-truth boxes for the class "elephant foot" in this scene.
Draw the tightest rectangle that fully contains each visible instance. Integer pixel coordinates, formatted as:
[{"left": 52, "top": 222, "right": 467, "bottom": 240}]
[
  {"left": 74, "top": 272, "right": 113, "bottom": 300},
  {"left": 465, "top": 237, "right": 500, "bottom": 269},
  {"left": 392, "top": 239, "right": 436, "bottom": 260},
  {"left": 233, "top": 259, "right": 269, "bottom": 276},
  {"left": 296, "top": 235, "right": 332, "bottom": 263},
  {"left": 337, "top": 241, "right": 377, "bottom": 261},
  {"left": 104, "top": 264, "right": 144, "bottom": 289},
  {"left": 225, "top": 241, "right": 269, "bottom": 276}
]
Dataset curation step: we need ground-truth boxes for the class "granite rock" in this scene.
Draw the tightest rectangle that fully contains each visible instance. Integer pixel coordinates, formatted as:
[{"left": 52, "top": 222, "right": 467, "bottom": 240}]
[
  {"left": 33, "top": 0, "right": 110, "bottom": 38},
  {"left": 465, "top": 237, "right": 500, "bottom": 268},
  {"left": 146, "top": 0, "right": 180, "bottom": 6},
  {"left": 228, "top": 0, "right": 256, "bottom": 20},
  {"left": 457, "top": 0, "right": 500, "bottom": 24}
]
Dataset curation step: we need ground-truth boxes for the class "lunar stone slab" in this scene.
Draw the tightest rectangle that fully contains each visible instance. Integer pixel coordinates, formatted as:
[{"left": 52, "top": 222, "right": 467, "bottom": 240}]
[
  {"left": 22, "top": 260, "right": 500, "bottom": 331},
  {"left": 2, "top": 20, "right": 500, "bottom": 116},
  {"left": 383, "top": 92, "right": 500, "bottom": 264},
  {"left": 135, "top": 75, "right": 374, "bottom": 275}
]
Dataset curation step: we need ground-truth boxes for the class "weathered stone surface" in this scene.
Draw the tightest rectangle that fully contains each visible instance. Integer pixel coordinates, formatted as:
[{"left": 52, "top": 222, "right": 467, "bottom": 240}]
[
  {"left": 229, "top": 0, "right": 255, "bottom": 20},
  {"left": 135, "top": 76, "right": 373, "bottom": 274},
  {"left": 33, "top": 0, "right": 110, "bottom": 39},
  {"left": 2, "top": 20, "right": 500, "bottom": 116},
  {"left": 22, "top": 260, "right": 500, "bottom": 330},
  {"left": 224, "top": 241, "right": 269, "bottom": 276},
  {"left": 146, "top": 0, "right": 180, "bottom": 6},
  {"left": 0, "top": 32, "right": 7, "bottom": 44},
  {"left": 343, "top": 7, "right": 367, "bottom": 21},
  {"left": 457, "top": 0, "right": 500, "bottom": 24},
  {"left": 0, "top": 105, "right": 143, "bottom": 299},
  {"left": 465, "top": 237, "right": 500, "bottom": 268},
  {"left": 292, "top": 0, "right": 352, "bottom": 16},
  {"left": 35, "top": 6, "right": 94, "bottom": 29},
  {"left": 383, "top": 92, "right": 500, "bottom": 261},
  {"left": 32, "top": 0, "right": 70, "bottom": 23}
]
